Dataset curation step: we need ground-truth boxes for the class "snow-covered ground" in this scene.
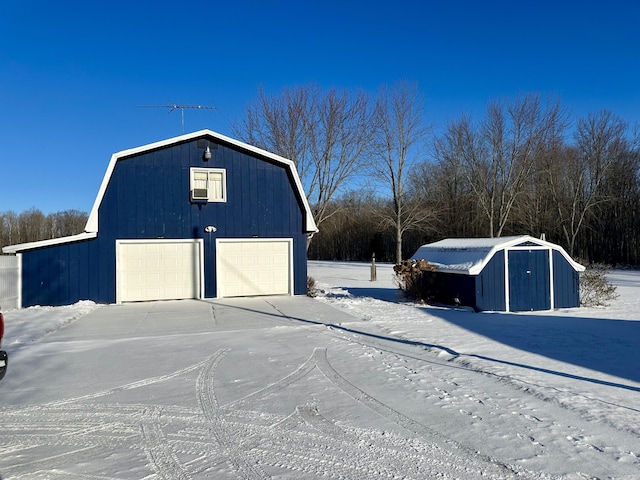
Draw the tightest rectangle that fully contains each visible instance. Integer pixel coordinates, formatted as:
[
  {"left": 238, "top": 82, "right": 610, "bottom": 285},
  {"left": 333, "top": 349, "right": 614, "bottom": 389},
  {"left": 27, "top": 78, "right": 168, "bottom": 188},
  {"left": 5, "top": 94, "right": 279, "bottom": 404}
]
[{"left": 1, "top": 261, "right": 639, "bottom": 479}]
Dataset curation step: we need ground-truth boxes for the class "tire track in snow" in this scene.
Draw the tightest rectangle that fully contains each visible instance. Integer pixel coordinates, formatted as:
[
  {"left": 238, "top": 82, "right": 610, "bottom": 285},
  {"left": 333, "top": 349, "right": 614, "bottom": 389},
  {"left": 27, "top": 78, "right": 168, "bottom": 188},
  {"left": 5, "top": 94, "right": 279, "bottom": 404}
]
[
  {"left": 313, "top": 299, "right": 640, "bottom": 478},
  {"left": 196, "top": 348, "right": 267, "bottom": 478},
  {"left": 1, "top": 354, "right": 227, "bottom": 480},
  {"left": 295, "top": 405, "right": 344, "bottom": 436},
  {"left": 223, "top": 348, "right": 318, "bottom": 411},
  {"left": 218, "top": 345, "right": 529, "bottom": 478},
  {"left": 43, "top": 354, "right": 216, "bottom": 407},
  {"left": 312, "top": 346, "right": 524, "bottom": 478},
  {"left": 140, "top": 406, "right": 191, "bottom": 480},
  {"left": 2, "top": 343, "right": 541, "bottom": 479}
]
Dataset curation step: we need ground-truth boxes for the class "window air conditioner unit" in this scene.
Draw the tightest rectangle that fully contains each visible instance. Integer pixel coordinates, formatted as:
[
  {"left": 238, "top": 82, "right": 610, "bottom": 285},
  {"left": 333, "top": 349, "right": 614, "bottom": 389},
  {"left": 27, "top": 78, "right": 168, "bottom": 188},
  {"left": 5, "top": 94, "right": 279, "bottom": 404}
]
[{"left": 192, "top": 188, "right": 209, "bottom": 201}]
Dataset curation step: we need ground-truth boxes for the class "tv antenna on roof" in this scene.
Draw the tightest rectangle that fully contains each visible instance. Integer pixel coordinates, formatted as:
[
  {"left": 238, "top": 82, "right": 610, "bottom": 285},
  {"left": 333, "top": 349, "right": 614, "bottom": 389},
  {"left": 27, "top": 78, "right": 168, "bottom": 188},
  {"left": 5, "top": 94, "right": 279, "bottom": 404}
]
[{"left": 137, "top": 102, "right": 216, "bottom": 134}]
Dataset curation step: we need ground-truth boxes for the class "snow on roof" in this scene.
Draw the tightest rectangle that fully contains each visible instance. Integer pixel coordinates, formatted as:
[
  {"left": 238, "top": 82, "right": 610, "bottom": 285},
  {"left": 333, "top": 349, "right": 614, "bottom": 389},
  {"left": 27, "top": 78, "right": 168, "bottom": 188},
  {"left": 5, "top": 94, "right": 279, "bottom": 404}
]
[
  {"left": 411, "top": 235, "right": 584, "bottom": 275},
  {"left": 426, "top": 236, "right": 523, "bottom": 249}
]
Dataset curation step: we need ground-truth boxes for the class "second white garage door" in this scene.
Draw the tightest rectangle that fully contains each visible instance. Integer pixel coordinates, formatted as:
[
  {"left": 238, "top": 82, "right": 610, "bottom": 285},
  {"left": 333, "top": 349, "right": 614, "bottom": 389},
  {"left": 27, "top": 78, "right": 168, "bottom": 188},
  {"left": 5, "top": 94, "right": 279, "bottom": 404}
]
[
  {"left": 116, "top": 240, "right": 203, "bottom": 303},
  {"left": 216, "top": 239, "right": 292, "bottom": 297}
]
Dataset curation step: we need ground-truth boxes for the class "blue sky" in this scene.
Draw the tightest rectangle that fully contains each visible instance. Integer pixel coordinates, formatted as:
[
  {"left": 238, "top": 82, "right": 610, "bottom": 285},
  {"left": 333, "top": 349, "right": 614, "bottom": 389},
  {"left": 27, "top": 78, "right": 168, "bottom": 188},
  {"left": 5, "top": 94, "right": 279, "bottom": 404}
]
[{"left": 1, "top": 0, "right": 638, "bottom": 215}]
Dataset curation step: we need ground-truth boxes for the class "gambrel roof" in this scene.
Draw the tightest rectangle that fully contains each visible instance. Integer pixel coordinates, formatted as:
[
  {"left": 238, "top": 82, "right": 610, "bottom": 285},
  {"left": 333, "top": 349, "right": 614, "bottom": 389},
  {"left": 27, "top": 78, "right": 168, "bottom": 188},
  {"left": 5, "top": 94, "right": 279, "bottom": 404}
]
[
  {"left": 411, "top": 235, "right": 585, "bottom": 275},
  {"left": 3, "top": 130, "right": 317, "bottom": 255},
  {"left": 85, "top": 129, "right": 318, "bottom": 234}
]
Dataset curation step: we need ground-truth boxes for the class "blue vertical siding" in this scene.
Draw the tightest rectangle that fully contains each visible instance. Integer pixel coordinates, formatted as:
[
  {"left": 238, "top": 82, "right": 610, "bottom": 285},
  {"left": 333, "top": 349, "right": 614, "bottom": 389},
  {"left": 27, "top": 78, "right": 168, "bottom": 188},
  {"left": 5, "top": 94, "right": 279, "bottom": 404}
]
[
  {"left": 97, "top": 139, "right": 308, "bottom": 301},
  {"left": 20, "top": 136, "right": 311, "bottom": 306},
  {"left": 415, "top": 243, "right": 581, "bottom": 313},
  {"left": 476, "top": 252, "right": 506, "bottom": 311},
  {"left": 427, "top": 272, "right": 477, "bottom": 309},
  {"left": 21, "top": 239, "right": 103, "bottom": 307},
  {"left": 552, "top": 250, "right": 581, "bottom": 308}
]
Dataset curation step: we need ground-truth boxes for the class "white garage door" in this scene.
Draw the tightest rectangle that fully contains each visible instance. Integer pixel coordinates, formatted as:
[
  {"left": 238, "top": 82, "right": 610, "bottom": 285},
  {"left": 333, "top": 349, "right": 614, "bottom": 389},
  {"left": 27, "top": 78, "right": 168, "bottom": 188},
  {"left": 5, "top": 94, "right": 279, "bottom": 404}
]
[
  {"left": 117, "top": 240, "right": 202, "bottom": 303},
  {"left": 217, "top": 239, "right": 292, "bottom": 297}
]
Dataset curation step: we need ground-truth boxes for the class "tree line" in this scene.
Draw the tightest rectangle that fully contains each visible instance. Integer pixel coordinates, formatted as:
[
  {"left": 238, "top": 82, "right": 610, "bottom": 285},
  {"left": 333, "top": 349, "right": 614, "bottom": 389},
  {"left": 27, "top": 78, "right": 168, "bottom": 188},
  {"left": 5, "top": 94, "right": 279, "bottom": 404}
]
[
  {"left": 234, "top": 82, "right": 639, "bottom": 266},
  {"left": 2, "top": 82, "right": 638, "bottom": 268},
  {"left": 0, "top": 209, "right": 88, "bottom": 249}
]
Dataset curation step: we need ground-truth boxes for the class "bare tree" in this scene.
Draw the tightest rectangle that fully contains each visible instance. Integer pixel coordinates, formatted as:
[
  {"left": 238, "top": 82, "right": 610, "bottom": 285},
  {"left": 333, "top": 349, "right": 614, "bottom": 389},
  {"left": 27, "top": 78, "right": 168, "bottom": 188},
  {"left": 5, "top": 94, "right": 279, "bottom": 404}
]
[
  {"left": 233, "top": 87, "right": 640, "bottom": 266},
  {"left": 17, "top": 208, "right": 47, "bottom": 244},
  {"left": 307, "top": 189, "right": 383, "bottom": 261},
  {"left": 0, "top": 211, "right": 19, "bottom": 248},
  {"left": 306, "top": 88, "right": 374, "bottom": 229},
  {"left": 422, "top": 115, "right": 480, "bottom": 237},
  {"left": 595, "top": 128, "right": 640, "bottom": 264},
  {"left": 453, "top": 95, "right": 565, "bottom": 237},
  {"left": 234, "top": 86, "right": 313, "bottom": 186},
  {"left": 1, "top": 209, "right": 88, "bottom": 249},
  {"left": 233, "top": 85, "right": 374, "bottom": 238},
  {"left": 369, "top": 81, "right": 431, "bottom": 263},
  {"left": 51, "top": 210, "right": 89, "bottom": 237},
  {"left": 545, "top": 110, "right": 628, "bottom": 256}
]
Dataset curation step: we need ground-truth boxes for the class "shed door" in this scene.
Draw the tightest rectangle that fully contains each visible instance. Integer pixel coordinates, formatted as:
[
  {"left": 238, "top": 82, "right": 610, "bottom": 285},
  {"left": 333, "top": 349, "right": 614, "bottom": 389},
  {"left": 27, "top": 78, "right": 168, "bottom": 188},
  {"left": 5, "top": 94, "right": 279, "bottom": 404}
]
[
  {"left": 508, "top": 250, "right": 550, "bottom": 311},
  {"left": 216, "top": 239, "right": 292, "bottom": 297},
  {"left": 117, "top": 240, "right": 201, "bottom": 303}
]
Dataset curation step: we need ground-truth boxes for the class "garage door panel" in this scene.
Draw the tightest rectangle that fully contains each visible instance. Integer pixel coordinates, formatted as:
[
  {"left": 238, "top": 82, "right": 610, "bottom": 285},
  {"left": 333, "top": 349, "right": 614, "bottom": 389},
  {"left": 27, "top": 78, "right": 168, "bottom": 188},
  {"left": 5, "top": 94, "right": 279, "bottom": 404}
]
[
  {"left": 217, "top": 240, "right": 292, "bottom": 298},
  {"left": 117, "top": 241, "right": 201, "bottom": 302}
]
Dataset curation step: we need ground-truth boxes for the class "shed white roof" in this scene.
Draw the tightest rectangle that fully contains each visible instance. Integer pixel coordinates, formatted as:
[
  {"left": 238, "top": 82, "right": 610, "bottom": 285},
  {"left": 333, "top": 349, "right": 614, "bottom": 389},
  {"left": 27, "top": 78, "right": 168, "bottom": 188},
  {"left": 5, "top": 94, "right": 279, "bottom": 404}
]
[{"left": 411, "top": 235, "right": 585, "bottom": 275}]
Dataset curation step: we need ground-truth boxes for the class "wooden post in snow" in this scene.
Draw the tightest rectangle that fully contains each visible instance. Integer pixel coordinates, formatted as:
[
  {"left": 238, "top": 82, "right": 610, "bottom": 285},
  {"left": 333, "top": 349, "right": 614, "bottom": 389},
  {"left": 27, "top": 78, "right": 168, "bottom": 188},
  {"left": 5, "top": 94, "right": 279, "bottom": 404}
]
[{"left": 370, "top": 253, "right": 377, "bottom": 282}]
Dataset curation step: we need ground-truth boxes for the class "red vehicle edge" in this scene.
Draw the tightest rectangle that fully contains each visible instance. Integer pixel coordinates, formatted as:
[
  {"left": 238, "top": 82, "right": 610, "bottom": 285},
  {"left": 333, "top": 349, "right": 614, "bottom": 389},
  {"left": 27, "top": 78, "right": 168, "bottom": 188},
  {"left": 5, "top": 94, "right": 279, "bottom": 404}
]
[{"left": 0, "top": 310, "right": 7, "bottom": 380}]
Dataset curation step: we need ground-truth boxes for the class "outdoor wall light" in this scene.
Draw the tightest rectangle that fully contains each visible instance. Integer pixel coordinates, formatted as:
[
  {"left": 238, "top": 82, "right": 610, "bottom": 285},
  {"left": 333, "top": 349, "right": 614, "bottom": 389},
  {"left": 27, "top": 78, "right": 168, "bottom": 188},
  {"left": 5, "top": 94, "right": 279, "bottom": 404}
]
[
  {"left": 203, "top": 146, "right": 212, "bottom": 160},
  {"left": 204, "top": 226, "right": 217, "bottom": 233}
]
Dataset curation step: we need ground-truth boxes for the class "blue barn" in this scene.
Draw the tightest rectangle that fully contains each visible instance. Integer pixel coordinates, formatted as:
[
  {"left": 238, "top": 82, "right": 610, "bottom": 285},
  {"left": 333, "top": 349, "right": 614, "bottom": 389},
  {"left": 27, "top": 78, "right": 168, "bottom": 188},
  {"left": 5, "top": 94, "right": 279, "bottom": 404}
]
[
  {"left": 3, "top": 130, "right": 318, "bottom": 307},
  {"left": 411, "top": 236, "right": 585, "bottom": 312}
]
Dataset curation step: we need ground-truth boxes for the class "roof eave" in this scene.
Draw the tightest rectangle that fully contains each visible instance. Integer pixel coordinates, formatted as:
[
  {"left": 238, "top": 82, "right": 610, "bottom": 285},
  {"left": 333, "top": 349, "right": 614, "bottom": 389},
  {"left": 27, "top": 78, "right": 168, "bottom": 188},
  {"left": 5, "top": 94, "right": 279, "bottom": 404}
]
[
  {"left": 415, "top": 235, "right": 585, "bottom": 274},
  {"left": 434, "top": 267, "right": 475, "bottom": 275},
  {"left": 473, "top": 235, "right": 586, "bottom": 273},
  {"left": 2, "top": 232, "right": 98, "bottom": 254}
]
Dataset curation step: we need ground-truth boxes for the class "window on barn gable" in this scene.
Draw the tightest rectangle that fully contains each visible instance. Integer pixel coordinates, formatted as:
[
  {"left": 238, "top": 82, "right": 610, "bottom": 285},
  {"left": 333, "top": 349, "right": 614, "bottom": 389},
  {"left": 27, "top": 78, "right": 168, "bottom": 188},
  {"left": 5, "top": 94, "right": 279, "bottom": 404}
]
[{"left": 190, "top": 168, "right": 226, "bottom": 202}]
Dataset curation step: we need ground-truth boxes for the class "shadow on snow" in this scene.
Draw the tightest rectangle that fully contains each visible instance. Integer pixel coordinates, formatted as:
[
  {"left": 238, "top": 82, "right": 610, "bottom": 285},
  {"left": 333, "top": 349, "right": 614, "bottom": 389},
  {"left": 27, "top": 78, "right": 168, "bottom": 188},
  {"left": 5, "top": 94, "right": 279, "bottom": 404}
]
[
  {"left": 422, "top": 306, "right": 640, "bottom": 387},
  {"left": 344, "top": 283, "right": 640, "bottom": 389},
  {"left": 214, "top": 295, "right": 640, "bottom": 396}
]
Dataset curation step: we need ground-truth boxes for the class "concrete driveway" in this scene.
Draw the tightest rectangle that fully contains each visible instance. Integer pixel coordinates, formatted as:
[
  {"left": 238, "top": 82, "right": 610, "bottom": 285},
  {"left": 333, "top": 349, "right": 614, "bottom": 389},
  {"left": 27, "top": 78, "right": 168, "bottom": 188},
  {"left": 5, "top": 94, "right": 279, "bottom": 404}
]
[
  {"left": 2, "top": 296, "right": 360, "bottom": 404},
  {"left": 1, "top": 297, "right": 527, "bottom": 479}
]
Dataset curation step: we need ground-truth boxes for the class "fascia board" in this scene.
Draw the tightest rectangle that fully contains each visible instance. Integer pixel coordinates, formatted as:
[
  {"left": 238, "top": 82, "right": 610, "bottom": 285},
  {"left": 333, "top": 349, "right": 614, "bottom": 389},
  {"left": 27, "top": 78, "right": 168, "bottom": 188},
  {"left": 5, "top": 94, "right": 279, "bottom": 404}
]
[
  {"left": 470, "top": 235, "right": 585, "bottom": 273},
  {"left": 2, "top": 232, "right": 97, "bottom": 254},
  {"left": 433, "top": 267, "right": 475, "bottom": 275},
  {"left": 85, "top": 151, "right": 118, "bottom": 233},
  {"left": 504, "top": 235, "right": 586, "bottom": 272},
  {"left": 467, "top": 235, "right": 535, "bottom": 275},
  {"left": 549, "top": 244, "right": 586, "bottom": 272},
  {"left": 424, "top": 235, "right": 584, "bottom": 275}
]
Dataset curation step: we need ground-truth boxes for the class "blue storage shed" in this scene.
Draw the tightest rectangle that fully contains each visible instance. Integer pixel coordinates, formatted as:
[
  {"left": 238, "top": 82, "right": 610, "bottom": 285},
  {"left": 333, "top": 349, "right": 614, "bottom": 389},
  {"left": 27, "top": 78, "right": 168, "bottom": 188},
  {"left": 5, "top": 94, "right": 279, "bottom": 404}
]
[
  {"left": 411, "top": 236, "right": 585, "bottom": 312},
  {"left": 3, "top": 130, "right": 318, "bottom": 307}
]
